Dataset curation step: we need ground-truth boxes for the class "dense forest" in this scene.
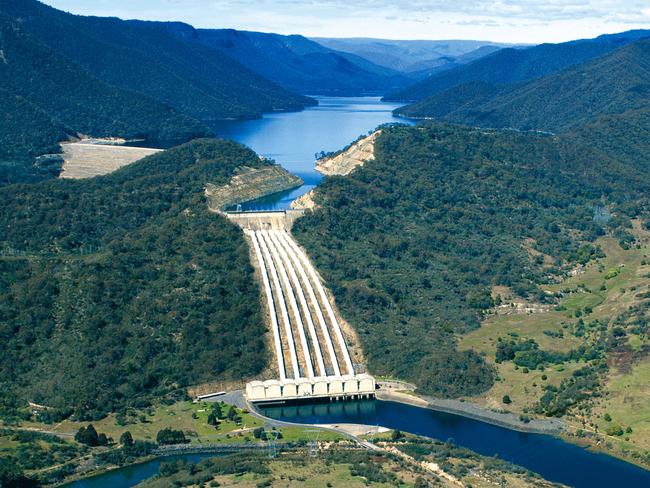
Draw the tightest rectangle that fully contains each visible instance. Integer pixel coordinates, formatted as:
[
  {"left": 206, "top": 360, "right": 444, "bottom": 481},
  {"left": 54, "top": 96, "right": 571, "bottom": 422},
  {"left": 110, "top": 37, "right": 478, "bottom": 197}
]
[
  {"left": 0, "top": 16, "right": 210, "bottom": 185},
  {"left": 1, "top": 0, "right": 313, "bottom": 121},
  {"left": 384, "top": 29, "right": 650, "bottom": 102},
  {"left": 194, "top": 29, "right": 410, "bottom": 96},
  {"left": 397, "top": 39, "right": 650, "bottom": 132},
  {"left": 0, "top": 140, "right": 269, "bottom": 419},
  {"left": 293, "top": 121, "right": 650, "bottom": 396}
]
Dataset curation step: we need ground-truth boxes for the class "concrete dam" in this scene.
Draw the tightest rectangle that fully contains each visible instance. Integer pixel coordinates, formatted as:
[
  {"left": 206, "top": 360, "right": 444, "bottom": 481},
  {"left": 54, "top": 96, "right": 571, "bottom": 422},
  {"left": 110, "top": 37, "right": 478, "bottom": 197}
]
[{"left": 226, "top": 211, "right": 375, "bottom": 404}]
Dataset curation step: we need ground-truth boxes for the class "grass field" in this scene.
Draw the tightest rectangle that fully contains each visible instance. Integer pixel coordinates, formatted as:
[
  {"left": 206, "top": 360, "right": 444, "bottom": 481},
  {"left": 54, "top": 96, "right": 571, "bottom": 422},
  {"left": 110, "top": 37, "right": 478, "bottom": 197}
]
[{"left": 458, "top": 228, "right": 649, "bottom": 464}]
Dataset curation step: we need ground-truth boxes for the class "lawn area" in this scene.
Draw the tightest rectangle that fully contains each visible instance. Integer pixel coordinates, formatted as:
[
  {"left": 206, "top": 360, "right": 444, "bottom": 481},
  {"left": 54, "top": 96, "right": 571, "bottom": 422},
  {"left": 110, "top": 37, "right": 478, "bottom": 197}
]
[{"left": 21, "top": 401, "right": 264, "bottom": 445}]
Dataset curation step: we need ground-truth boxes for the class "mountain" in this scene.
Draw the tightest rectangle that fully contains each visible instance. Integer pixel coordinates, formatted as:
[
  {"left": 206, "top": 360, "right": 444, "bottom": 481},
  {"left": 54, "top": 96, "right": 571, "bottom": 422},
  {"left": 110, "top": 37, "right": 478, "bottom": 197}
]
[
  {"left": 190, "top": 29, "right": 410, "bottom": 96},
  {"left": 312, "top": 38, "right": 511, "bottom": 75},
  {"left": 0, "top": 17, "right": 209, "bottom": 185},
  {"left": 397, "top": 39, "right": 650, "bottom": 132},
  {"left": 385, "top": 29, "right": 650, "bottom": 102},
  {"left": 0, "top": 139, "right": 270, "bottom": 417},
  {"left": 0, "top": 0, "right": 313, "bottom": 121},
  {"left": 292, "top": 111, "right": 650, "bottom": 397}
]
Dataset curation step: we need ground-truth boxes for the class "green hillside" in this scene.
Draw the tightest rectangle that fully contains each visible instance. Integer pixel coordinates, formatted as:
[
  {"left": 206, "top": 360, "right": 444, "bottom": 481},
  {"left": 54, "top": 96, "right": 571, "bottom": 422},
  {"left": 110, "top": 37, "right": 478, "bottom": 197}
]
[
  {"left": 397, "top": 39, "right": 650, "bottom": 132},
  {"left": 0, "top": 18, "right": 209, "bottom": 185},
  {"left": 1, "top": 0, "right": 313, "bottom": 121},
  {"left": 0, "top": 140, "right": 268, "bottom": 419},
  {"left": 385, "top": 30, "right": 650, "bottom": 102},
  {"left": 293, "top": 121, "right": 650, "bottom": 397}
]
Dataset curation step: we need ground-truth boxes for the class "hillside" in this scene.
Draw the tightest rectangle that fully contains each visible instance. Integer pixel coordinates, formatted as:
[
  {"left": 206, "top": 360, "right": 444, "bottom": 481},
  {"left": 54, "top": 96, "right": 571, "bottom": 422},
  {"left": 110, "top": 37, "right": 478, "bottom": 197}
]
[
  {"left": 312, "top": 38, "right": 510, "bottom": 75},
  {"left": 292, "top": 120, "right": 650, "bottom": 397},
  {"left": 0, "top": 139, "right": 271, "bottom": 419},
  {"left": 193, "top": 30, "right": 410, "bottom": 95},
  {"left": 0, "top": 0, "right": 313, "bottom": 121},
  {"left": 0, "top": 18, "right": 208, "bottom": 185},
  {"left": 397, "top": 39, "right": 650, "bottom": 132},
  {"left": 385, "top": 29, "right": 650, "bottom": 102}
]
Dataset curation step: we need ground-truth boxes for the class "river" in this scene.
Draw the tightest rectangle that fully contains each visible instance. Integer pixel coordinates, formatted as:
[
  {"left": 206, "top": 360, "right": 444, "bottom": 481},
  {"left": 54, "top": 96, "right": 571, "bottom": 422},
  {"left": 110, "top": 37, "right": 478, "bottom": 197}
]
[{"left": 210, "top": 96, "right": 412, "bottom": 209}]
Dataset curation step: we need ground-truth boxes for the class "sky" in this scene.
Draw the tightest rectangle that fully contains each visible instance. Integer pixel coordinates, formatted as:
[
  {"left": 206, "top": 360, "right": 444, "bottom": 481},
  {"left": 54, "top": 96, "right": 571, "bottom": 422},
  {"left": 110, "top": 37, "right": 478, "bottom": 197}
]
[{"left": 41, "top": 1, "right": 650, "bottom": 44}]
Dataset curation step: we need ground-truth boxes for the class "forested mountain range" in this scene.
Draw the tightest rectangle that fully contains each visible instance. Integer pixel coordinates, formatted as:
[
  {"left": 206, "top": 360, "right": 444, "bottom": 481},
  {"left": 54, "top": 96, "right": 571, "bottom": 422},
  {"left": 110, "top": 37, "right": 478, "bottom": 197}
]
[
  {"left": 0, "top": 139, "right": 269, "bottom": 419},
  {"left": 385, "top": 29, "right": 650, "bottom": 102},
  {"left": 0, "top": 0, "right": 313, "bottom": 121},
  {"left": 312, "top": 38, "right": 511, "bottom": 76},
  {"left": 396, "top": 38, "right": 650, "bottom": 132},
  {"left": 294, "top": 113, "right": 650, "bottom": 396},
  {"left": 190, "top": 29, "right": 411, "bottom": 96},
  {"left": 0, "top": 17, "right": 209, "bottom": 185}
]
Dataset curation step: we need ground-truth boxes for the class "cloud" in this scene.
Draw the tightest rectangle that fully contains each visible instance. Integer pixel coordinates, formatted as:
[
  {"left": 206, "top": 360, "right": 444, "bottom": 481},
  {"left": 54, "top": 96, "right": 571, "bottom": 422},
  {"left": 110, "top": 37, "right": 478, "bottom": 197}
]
[{"left": 41, "top": 0, "right": 650, "bottom": 43}]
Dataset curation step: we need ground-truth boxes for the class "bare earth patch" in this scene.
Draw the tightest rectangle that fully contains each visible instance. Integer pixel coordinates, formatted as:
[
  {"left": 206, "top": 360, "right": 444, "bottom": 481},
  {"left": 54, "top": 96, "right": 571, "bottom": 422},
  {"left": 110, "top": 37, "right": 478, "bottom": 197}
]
[{"left": 59, "top": 141, "right": 160, "bottom": 179}]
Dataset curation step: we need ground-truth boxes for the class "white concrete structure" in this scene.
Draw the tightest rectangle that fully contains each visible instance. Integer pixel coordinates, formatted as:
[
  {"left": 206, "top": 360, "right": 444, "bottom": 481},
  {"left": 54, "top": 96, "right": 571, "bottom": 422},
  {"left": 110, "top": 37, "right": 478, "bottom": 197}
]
[
  {"left": 247, "top": 375, "right": 375, "bottom": 403},
  {"left": 246, "top": 381, "right": 266, "bottom": 402},
  {"left": 244, "top": 227, "right": 375, "bottom": 404}
]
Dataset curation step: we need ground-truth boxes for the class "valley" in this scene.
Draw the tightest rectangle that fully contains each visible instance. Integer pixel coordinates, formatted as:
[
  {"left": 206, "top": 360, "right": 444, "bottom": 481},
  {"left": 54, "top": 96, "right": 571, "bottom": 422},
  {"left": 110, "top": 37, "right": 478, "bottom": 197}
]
[{"left": 1, "top": 1, "right": 650, "bottom": 486}]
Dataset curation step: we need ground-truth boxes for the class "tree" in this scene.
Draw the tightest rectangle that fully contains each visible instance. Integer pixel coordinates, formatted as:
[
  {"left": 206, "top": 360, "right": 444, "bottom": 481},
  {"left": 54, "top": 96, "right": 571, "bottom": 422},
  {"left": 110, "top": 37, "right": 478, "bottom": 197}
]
[
  {"left": 502, "top": 395, "right": 512, "bottom": 404},
  {"left": 156, "top": 428, "right": 188, "bottom": 445},
  {"left": 390, "top": 429, "right": 403, "bottom": 442},
  {"left": 207, "top": 412, "right": 219, "bottom": 426},
  {"left": 212, "top": 403, "right": 223, "bottom": 419},
  {"left": 253, "top": 427, "right": 264, "bottom": 439},
  {"left": 226, "top": 406, "right": 237, "bottom": 421},
  {"left": 120, "top": 431, "right": 134, "bottom": 447},
  {"left": 75, "top": 424, "right": 100, "bottom": 446}
]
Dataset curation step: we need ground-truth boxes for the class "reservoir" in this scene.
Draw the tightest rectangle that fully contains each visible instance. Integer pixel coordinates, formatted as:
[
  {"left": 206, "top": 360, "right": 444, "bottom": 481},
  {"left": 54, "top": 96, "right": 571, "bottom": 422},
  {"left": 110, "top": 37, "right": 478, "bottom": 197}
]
[
  {"left": 210, "top": 96, "right": 411, "bottom": 209},
  {"left": 260, "top": 399, "right": 650, "bottom": 488}
]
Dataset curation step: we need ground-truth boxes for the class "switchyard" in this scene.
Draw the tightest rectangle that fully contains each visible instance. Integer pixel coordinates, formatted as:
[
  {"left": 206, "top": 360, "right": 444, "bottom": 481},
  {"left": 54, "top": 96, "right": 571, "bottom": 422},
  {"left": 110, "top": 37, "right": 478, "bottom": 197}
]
[{"left": 226, "top": 211, "right": 375, "bottom": 404}]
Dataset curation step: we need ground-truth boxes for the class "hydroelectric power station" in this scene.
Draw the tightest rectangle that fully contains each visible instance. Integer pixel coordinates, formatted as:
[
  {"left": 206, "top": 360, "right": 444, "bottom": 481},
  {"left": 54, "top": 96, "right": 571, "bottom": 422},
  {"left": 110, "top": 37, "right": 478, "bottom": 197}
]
[{"left": 225, "top": 210, "right": 376, "bottom": 405}]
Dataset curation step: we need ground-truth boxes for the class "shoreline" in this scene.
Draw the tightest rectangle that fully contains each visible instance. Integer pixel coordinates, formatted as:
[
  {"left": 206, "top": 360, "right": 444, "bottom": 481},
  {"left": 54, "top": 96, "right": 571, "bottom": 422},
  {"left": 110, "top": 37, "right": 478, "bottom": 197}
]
[{"left": 376, "top": 389, "right": 564, "bottom": 435}]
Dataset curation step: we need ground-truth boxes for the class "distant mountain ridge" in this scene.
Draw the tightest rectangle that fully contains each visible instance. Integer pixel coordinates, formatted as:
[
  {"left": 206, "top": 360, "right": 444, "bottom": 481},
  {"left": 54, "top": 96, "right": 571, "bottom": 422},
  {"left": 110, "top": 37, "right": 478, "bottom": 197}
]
[
  {"left": 187, "top": 29, "right": 411, "bottom": 96},
  {"left": 0, "top": 0, "right": 313, "bottom": 120},
  {"left": 385, "top": 29, "right": 650, "bottom": 102},
  {"left": 396, "top": 38, "right": 650, "bottom": 133},
  {"left": 312, "top": 38, "right": 513, "bottom": 76}
]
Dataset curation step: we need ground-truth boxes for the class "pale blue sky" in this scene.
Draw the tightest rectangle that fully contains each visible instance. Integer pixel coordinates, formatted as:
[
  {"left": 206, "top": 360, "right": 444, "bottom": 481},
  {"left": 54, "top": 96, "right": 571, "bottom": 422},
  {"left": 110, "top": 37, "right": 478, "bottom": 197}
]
[{"left": 42, "top": 1, "right": 650, "bottom": 43}]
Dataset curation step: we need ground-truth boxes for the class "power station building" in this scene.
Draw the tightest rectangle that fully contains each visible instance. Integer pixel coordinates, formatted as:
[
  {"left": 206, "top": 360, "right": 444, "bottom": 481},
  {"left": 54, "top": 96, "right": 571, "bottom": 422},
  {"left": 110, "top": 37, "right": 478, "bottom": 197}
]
[{"left": 246, "top": 374, "right": 375, "bottom": 404}]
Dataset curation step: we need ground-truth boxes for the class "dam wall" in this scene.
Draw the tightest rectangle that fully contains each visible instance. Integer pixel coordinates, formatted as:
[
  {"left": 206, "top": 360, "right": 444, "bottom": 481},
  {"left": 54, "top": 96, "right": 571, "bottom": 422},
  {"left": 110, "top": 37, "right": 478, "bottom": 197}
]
[{"left": 225, "top": 210, "right": 305, "bottom": 231}]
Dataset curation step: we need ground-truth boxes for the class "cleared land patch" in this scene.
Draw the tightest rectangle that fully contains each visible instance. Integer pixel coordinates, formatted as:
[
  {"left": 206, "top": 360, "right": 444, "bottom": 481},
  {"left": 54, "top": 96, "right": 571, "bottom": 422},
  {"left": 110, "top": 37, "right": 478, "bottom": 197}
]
[{"left": 59, "top": 142, "right": 160, "bottom": 179}]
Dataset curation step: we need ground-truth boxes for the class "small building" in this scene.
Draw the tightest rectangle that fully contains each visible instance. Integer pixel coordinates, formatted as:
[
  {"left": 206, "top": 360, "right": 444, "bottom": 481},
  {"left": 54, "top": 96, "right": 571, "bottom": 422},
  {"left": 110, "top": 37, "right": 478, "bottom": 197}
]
[
  {"left": 246, "top": 381, "right": 266, "bottom": 401},
  {"left": 313, "top": 377, "right": 329, "bottom": 396},
  {"left": 343, "top": 374, "right": 359, "bottom": 394},
  {"left": 328, "top": 377, "right": 344, "bottom": 395},
  {"left": 281, "top": 379, "right": 298, "bottom": 398},
  {"left": 264, "top": 379, "right": 282, "bottom": 399},
  {"left": 357, "top": 374, "right": 376, "bottom": 394},
  {"left": 296, "top": 378, "right": 313, "bottom": 396}
]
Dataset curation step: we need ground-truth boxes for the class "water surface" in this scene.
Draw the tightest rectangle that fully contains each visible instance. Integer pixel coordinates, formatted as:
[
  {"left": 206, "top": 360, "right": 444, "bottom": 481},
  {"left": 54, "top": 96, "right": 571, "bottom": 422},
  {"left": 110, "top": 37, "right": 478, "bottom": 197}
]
[
  {"left": 211, "top": 97, "right": 411, "bottom": 209},
  {"left": 260, "top": 399, "right": 650, "bottom": 488}
]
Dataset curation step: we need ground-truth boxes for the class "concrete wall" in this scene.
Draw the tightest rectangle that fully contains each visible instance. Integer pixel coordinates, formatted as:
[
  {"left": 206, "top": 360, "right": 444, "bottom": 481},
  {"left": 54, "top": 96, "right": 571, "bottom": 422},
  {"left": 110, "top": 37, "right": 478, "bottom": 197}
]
[
  {"left": 246, "top": 375, "right": 375, "bottom": 403},
  {"left": 225, "top": 210, "right": 304, "bottom": 231}
]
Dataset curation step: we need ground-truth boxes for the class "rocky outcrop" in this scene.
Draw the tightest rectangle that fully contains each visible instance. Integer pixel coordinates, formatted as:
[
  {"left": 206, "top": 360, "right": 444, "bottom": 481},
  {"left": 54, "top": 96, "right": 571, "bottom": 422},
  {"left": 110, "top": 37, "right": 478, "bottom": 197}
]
[
  {"left": 315, "top": 130, "right": 380, "bottom": 176},
  {"left": 205, "top": 165, "right": 302, "bottom": 211},
  {"left": 290, "top": 189, "right": 317, "bottom": 210}
]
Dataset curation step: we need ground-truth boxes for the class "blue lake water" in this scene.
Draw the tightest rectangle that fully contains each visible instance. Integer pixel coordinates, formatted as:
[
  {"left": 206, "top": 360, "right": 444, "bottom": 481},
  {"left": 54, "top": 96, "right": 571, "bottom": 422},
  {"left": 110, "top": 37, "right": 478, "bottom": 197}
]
[
  {"left": 210, "top": 96, "right": 411, "bottom": 209},
  {"left": 64, "top": 453, "right": 215, "bottom": 488},
  {"left": 260, "top": 399, "right": 650, "bottom": 488}
]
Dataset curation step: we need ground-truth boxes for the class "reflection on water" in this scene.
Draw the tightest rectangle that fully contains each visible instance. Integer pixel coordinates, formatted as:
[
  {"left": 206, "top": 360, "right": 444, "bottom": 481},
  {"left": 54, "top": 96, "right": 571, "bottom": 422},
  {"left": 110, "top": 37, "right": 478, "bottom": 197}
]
[{"left": 261, "top": 398, "right": 378, "bottom": 423}]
